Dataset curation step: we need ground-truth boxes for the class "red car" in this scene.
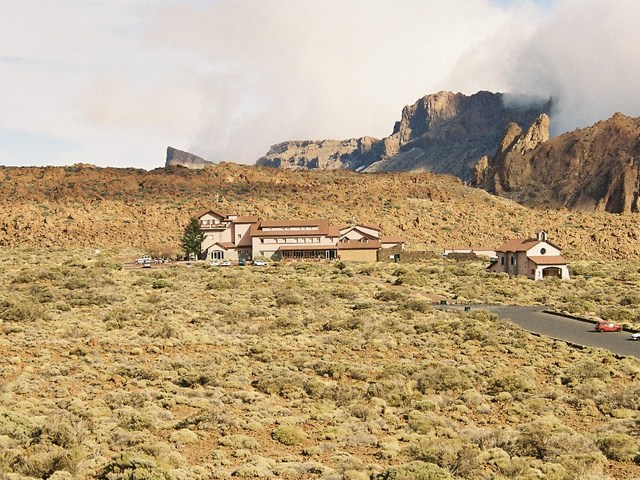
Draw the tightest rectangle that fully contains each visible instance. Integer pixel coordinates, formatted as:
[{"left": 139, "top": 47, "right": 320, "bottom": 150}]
[{"left": 595, "top": 321, "right": 623, "bottom": 332}]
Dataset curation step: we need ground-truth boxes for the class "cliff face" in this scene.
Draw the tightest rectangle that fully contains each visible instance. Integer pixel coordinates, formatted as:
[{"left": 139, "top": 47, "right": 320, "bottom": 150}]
[
  {"left": 474, "top": 113, "right": 640, "bottom": 213},
  {"left": 257, "top": 91, "right": 550, "bottom": 181},
  {"left": 165, "top": 146, "right": 214, "bottom": 169}
]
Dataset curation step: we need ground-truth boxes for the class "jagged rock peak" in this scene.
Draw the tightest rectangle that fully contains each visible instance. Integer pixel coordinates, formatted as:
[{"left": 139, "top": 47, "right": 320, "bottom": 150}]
[
  {"left": 473, "top": 112, "right": 640, "bottom": 213},
  {"left": 165, "top": 147, "right": 214, "bottom": 169},
  {"left": 257, "top": 90, "right": 550, "bottom": 180}
]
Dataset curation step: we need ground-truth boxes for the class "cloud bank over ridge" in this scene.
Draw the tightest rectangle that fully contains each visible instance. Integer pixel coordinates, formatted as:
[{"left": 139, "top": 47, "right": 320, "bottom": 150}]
[{"left": 1, "top": 0, "right": 639, "bottom": 168}]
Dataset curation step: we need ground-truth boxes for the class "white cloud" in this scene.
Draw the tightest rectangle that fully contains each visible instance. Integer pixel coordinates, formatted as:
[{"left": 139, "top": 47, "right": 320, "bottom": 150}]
[{"left": 1, "top": 0, "right": 639, "bottom": 168}]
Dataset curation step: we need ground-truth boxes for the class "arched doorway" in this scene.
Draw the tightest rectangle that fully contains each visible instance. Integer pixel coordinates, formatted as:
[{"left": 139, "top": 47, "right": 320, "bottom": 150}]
[{"left": 542, "top": 267, "right": 562, "bottom": 278}]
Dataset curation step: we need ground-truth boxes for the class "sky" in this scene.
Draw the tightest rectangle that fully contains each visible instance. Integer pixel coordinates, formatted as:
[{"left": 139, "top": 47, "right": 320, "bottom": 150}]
[{"left": 1, "top": 0, "right": 639, "bottom": 169}]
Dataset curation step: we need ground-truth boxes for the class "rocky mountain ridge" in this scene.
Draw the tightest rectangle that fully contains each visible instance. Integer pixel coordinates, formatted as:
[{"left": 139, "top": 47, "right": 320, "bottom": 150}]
[
  {"left": 257, "top": 91, "right": 550, "bottom": 181},
  {"left": 474, "top": 112, "right": 640, "bottom": 213}
]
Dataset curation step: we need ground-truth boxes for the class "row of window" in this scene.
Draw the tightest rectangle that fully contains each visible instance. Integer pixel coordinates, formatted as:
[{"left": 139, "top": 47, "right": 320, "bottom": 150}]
[
  {"left": 261, "top": 226, "right": 319, "bottom": 231},
  {"left": 260, "top": 237, "right": 322, "bottom": 244}
]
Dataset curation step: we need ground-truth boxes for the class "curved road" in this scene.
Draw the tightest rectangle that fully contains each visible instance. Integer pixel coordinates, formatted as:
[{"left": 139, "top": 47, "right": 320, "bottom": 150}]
[{"left": 482, "top": 306, "right": 640, "bottom": 359}]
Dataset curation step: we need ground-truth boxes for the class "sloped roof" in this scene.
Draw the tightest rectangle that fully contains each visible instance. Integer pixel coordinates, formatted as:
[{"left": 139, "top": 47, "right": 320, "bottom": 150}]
[
  {"left": 208, "top": 242, "right": 236, "bottom": 250},
  {"left": 381, "top": 236, "right": 406, "bottom": 244},
  {"left": 528, "top": 255, "right": 568, "bottom": 266},
  {"left": 197, "top": 208, "right": 228, "bottom": 219},
  {"left": 259, "top": 219, "right": 327, "bottom": 228},
  {"left": 232, "top": 216, "right": 259, "bottom": 224},
  {"left": 337, "top": 240, "right": 382, "bottom": 250},
  {"left": 496, "top": 238, "right": 541, "bottom": 252},
  {"left": 497, "top": 237, "right": 563, "bottom": 253}
]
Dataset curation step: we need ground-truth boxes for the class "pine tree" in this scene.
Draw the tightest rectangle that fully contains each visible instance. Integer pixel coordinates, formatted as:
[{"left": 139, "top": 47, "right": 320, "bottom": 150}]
[{"left": 181, "top": 217, "right": 205, "bottom": 259}]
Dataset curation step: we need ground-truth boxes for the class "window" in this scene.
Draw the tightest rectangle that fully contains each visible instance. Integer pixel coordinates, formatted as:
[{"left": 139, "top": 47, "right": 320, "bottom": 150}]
[
  {"left": 540, "top": 248, "right": 547, "bottom": 255},
  {"left": 510, "top": 257, "right": 515, "bottom": 265},
  {"left": 501, "top": 256, "right": 504, "bottom": 265},
  {"left": 238, "top": 234, "right": 241, "bottom": 239}
]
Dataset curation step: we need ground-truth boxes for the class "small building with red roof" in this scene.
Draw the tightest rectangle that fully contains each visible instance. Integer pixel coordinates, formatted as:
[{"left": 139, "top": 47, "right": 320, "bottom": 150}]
[{"left": 489, "top": 231, "right": 569, "bottom": 280}]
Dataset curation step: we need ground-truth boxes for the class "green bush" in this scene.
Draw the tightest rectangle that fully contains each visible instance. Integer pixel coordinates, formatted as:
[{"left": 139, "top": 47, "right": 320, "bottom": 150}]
[
  {"left": 272, "top": 425, "right": 306, "bottom": 446},
  {"left": 596, "top": 431, "right": 638, "bottom": 461},
  {"left": 374, "top": 461, "right": 452, "bottom": 479},
  {"left": 97, "top": 454, "right": 172, "bottom": 480}
]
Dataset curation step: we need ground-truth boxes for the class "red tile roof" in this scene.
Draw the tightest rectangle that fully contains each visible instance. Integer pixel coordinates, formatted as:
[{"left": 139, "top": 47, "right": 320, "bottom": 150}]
[
  {"left": 337, "top": 240, "right": 382, "bottom": 250},
  {"left": 232, "top": 216, "right": 259, "bottom": 224},
  {"left": 528, "top": 255, "right": 567, "bottom": 265},
  {"left": 259, "top": 219, "right": 327, "bottom": 228},
  {"left": 496, "top": 238, "right": 541, "bottom": 252},
  {"left": 381, "top": 236, "right": 406, "bottom": 244},
  {"left": 197, "top": 208, "right": 228, "bottom": 219}
]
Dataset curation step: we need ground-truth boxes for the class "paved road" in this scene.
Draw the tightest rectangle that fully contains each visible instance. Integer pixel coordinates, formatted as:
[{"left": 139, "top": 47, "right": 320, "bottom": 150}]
[{"left": 481, "top": 305, "right": 640, "bottom": 359}]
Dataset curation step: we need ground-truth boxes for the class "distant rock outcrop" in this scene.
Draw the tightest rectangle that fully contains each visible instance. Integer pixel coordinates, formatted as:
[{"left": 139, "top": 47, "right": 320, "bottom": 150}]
[
  {"left": 474, "top": 113, "right": 640, "bottom": 213},
  {"left": 165, "top": 147, "right": 214, "bottom": 169},
  {"left": 257, "top": 91, "right": 550, "bottom": 181}
]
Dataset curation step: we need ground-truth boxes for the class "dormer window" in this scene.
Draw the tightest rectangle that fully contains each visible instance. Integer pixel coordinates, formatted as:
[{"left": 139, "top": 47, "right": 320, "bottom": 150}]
[{"left": 540, "top": 248, "right": 546, "bottom": 255}]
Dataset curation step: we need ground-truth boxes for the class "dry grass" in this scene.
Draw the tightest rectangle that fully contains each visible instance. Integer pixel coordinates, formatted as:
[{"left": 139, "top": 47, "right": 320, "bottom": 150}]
[{"left": 0, "top": 248, "right": 639, "bottom": 479}]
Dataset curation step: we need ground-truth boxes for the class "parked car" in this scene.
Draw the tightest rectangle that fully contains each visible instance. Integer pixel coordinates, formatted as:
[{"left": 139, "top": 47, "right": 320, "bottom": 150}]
[
  {"left": 253, "top": 260, "right": 267, "bottom": 266},
  {"left": 137, "top": 255, "right": 152, "bottom": 264},
  {"left": 142, "top": 259, "right": 152, "bottom": 268},
  {"left": 595, "top": 321, "right": 623, "bottom": 332},
  {"left": 220, "top": 260, "right": 232, "bottom": 267},
  {"left": 630, "top": 332, "right": 640, "bottom": 341}
]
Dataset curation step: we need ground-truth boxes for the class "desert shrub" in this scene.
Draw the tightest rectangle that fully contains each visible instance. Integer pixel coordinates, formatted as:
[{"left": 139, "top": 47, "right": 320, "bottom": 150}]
[
  {"left": 400, "top": 298, "right": 431, "bottom": 313},
  {"left": 251, "top": 369, "right": 306, "bottom": 398},
  {"left": 568, "top": 358, "right": 609, "bottom": 383},
  {"left": 0, "top": 297, "right": 47, "bottom": 322},
  {"left": 375, "top": 289, "right": 405, "bottom": 302},
  {"left": 97, "top": 454, "right": 172, "bottom": 480},
  {"left": 374, "top": 461, "right": 452, "bottom": 479},
  {"left": 595, "top": 431, "right": 638, "bottom": 461},
  {"left": 394, "top": 272, "right": 428, "bottom": 287},
  {"left": 332, "top": 286, "right": 359, "bottom": 300},
  {"left": 29, "top": 285, "right": 54, "bottom": 303},
  {"left": 599, "top": 306, "right": 636, "bottom": 323},
  {"left": 487, "top": 372, "right": 535, "bottom": 396},
  {"left": 64, "top": 277, "right": 90, "bottom": 290},
  {"left": 206, "top": 276, "right": 241, "bottom": 290},
  {"left": 151, "top": 279, "right": 169, "bottom": 289},
  {"left": 410, "top": 437, "right": 481, "bottom": 477},
  {"left": 620, "top": 293, "right": 640, "bottom": 306},
  {"left": 415, "top": 364, "right": 472, "bottom": 394},
  {"left": 10, "top": 444, "right": 84, "bottom": 478},
  {"left": 218, "top": 434, "right": 259, "bottom": 450},
  {"left": 275, "top": 289, "right": 303, "bottom": 306},
  {"left": 0, "top": 409, "right": 36, "bottom": 441},
  {"left": 272, "top": 425, "right": 306, "bottom": 446}
]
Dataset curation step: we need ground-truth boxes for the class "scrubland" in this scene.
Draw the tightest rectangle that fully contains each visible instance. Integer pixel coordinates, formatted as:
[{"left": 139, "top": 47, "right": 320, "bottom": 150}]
[{"left": 0, "top": 249, "right": 639, "bottom": 480}]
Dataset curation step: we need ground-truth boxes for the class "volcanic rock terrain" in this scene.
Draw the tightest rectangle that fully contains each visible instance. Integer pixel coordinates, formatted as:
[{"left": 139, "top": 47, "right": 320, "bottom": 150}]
[
  {"left": 2, "top": 163, "right": 640, "bottom": 260},
  {"left": 474, "top": 112, "right": 640, "bottom": 213}
]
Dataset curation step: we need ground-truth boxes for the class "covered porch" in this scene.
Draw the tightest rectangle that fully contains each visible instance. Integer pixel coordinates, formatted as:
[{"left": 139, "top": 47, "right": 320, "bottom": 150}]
[{"left": 277, "top": 244, "right": 337, "bottom": 260}]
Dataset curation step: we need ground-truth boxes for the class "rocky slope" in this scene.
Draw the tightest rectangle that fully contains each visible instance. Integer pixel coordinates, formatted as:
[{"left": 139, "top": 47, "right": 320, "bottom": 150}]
[
  {"left": 1, "top": 163, "right": 640, "bottom": 260},
  {"left": 474, "top": 113, "right": 640, "bottom": 213},
  {"left": 257, "top": 91, "right": 550, "bottom": 181},
  {"left": 165, "top": 146, "right": 214, "bottom": 169}
]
